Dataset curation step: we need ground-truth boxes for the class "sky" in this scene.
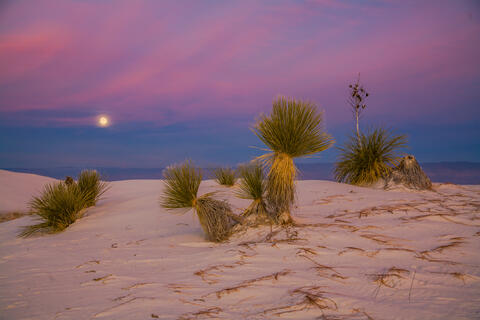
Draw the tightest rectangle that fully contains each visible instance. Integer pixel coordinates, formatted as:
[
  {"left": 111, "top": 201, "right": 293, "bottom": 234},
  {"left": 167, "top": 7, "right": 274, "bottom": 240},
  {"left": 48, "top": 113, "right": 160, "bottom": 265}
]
[{"left": 0, "top": 0, "right": 479, "bottom": 168}]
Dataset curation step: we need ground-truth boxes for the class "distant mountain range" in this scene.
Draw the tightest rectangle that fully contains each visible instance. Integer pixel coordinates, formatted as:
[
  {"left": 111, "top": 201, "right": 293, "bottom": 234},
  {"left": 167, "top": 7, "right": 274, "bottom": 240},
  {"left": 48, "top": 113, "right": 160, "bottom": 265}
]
[{"left": 4, "top": 162, "right": 480, "bottom": 185}]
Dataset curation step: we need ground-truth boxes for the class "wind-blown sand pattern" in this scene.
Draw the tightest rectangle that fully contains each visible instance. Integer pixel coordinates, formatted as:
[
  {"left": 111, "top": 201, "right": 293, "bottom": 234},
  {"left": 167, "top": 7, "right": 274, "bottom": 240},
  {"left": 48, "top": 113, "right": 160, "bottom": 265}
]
[{"left": 1, "top": 170, "right": 479, "bottom": 319}]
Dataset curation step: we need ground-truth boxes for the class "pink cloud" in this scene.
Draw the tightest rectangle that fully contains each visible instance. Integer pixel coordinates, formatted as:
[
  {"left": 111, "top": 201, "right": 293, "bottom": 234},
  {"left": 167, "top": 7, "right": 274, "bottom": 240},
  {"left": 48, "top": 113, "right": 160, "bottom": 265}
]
[{"left": 0, "top": 0, "right": 478, "bottom": 127}]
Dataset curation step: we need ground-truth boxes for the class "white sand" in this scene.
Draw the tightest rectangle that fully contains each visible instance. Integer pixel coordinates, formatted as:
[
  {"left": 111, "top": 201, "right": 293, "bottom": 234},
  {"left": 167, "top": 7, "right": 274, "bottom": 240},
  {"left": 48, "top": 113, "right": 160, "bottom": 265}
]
[{"left": 0, "top": 169, "right": 479, "bottom": 319}]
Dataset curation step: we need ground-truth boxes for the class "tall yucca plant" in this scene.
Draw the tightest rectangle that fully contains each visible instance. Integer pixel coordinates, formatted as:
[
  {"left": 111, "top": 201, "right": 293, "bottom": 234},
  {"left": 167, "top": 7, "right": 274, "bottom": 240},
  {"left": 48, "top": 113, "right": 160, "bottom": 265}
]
[
  {"left": 77, "top": 170, "right": 109, "bottom": 207},
  {"left": 160, "top": 161, "right": 234, "bottom": 242},
  {"left": 334, "top": 128, "right": 407, "bottom": 185},
  {"left": 235, "top": 163, "right": 269, "bottom": 223},
  {"left": 253, "top": 97, "right": 334, "bottom": 224}
]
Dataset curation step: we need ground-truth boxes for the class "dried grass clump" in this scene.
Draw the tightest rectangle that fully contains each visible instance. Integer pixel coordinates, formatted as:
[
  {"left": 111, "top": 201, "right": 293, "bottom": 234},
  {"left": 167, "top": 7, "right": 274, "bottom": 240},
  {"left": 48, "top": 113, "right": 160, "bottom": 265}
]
[
  {"left": 253, "top": 96, "right": 334, "bottom": 224},
  {"left": 160, "top": 161, "right": 236, "bottom": 242},
  {"left": 20, "top": 170, "right": 108, "bottom": 237},
  {"left": 214, "top": 167, "right": 236, "bottom": 186},
  {"left": 334, "top": 128, "right": 407, "bottom": 186},
  {"left": 235, "top": 163, "right": 269, "bottom": 224}
]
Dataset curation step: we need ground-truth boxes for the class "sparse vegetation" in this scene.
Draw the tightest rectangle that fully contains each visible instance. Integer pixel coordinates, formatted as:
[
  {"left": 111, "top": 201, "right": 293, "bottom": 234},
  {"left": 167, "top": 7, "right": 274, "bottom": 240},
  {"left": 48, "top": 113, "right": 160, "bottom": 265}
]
[
  {"left": 20, "top": 183, "right": 88, "bottom": 237},
  {"left": 253, "top": 96, "right": 334, "bottom": 224},
  {"left": 214, "top": 167, "right": 236, "bottom": 186},
  {"left": 334, "top": 128, "right": 407, "bottom": 186},
  {"left": 0, "top": 211, "right": 30, "bottom": 223},
  {"left": 77, "top": 170, "right": 109, "bottom": 206},
  {"left": 235, "top": 163, "right": 269, "bottom": 222},
  {"left": 20, "top": 170, "right": 108, "bottom": 237},
  {"left": 160, "top": 161, "right": 236, "bottom": 242}
]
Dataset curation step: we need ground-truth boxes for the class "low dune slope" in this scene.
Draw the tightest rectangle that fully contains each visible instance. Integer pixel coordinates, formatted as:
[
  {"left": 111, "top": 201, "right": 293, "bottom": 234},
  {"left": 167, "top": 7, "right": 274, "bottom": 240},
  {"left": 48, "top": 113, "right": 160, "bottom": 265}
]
[
  {"left": 0, "top": 171, "right": 479, "bottom": 319},
  {"left": 0, "top": 170, "right": 57, "bottom": 214}
]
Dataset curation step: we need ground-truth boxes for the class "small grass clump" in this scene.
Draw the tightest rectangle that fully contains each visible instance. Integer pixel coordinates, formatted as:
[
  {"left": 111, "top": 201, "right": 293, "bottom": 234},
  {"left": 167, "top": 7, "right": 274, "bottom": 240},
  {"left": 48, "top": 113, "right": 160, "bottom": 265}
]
[
  {"left": 235, "top": 163, "right": 269, "bottom": 223},
  {"left": 20, "top": 170, "right": 108, "bottom": 237},
  {"left": 214, "top": 167, "right": 236, "bottom": 186},
  {"left": 160, "top": 161, "right": 236, "bottom": 242},
  {"left": 253, "top": 96, "right": 334, "bottom": 224},
  {"left": 334, "top": 128, "right": 407, "bottom": 186}
]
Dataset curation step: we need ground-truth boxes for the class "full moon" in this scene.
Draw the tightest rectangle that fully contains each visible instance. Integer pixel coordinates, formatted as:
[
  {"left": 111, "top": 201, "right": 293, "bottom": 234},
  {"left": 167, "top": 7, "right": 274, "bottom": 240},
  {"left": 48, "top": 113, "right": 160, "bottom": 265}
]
[{"left": 98, "top": 116, "right": 110, "bottom": 127}]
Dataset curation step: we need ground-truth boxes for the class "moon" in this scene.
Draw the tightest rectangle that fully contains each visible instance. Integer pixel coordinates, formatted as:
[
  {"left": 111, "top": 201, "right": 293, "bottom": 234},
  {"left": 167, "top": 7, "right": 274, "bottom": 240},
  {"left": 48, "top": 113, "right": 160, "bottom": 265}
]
[{"left": 98, "top": 116, "right": 110, "bottom": 127}]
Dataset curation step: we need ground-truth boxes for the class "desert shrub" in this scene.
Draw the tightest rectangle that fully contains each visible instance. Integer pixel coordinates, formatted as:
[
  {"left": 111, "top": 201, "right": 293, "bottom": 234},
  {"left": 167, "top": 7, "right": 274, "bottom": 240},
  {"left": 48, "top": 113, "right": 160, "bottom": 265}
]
[
  {"left": 214, "top": 167, "right": 236, "bottom": 186},
  {"left": 253, "top": 96, "right": 334, "bottom": 223},
  {"left": 20, "top": 182, "right": 88, "bottom": 236},
  {"left": 235, "top": 163, "right": 268, "bottom": 221},
  {"left": 334, "top": 128, "right": 407, "bottom": 186},
  {"left": 77, "top": 170, "right": 109, "bottom": 206},
  {"left": 160, "top": 161, "right": 235, "bottom": 242},
  {"left": 20, "top": 170, "right": 109, "bottom": 237}
]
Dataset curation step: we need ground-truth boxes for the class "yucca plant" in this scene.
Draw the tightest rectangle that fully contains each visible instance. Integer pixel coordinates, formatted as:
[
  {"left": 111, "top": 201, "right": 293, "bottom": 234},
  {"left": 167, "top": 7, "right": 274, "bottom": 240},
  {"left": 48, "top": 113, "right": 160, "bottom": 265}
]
[
  {"left": 334, "top": 128, "right": 407, "bottom": 185},
  {"left": 20, "top": 170, "right": 109, "bottom": 237},
  {"left": 235, "top": 163, "right": 269, "bottom": 224},
  {"left": 20, "top": 182, "right": 88, "bottom": 237},
  {"left": 253, "top": 96, "right": 334, "bottom": 224},
  {"left": 214, "top": 167, "right": 236, "bottom": 186},
  {"left": 77, "top": 170, "right": 109, "bottom": 206},
  {"left": 160, "top": 161, "right": 236, "bottom": 242}
]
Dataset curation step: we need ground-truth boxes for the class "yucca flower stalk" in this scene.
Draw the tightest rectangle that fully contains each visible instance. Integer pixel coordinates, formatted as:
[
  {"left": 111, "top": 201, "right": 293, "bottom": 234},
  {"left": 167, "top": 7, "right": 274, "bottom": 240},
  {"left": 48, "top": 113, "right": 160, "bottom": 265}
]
[
  {"left": 334, "top": 128, "right": 407, "bottom": 186},
  {"left": 214, "top": 167, "right": 237, "bottom": 186},
  {"left": 253, "top": 97, "right": 334, "bottom": 224},
  {"left": 77, "top": 170, "right": 109, "bottom": 207},
  {"left": 235, "top": 163, "right": 269, "bottom": 224},
  {"left": 20, "top": 182, "right": 88, "bottom": 237},
  {"left": 160, "top": 161, "right": 236, "bottom": 242}
]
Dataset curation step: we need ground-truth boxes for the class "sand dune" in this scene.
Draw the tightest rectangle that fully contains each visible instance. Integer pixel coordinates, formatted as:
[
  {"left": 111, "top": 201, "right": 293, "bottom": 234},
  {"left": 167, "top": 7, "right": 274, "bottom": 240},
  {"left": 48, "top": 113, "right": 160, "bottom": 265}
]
[{"left": 0, "top": 171, "right": 479, "bottom": 319}]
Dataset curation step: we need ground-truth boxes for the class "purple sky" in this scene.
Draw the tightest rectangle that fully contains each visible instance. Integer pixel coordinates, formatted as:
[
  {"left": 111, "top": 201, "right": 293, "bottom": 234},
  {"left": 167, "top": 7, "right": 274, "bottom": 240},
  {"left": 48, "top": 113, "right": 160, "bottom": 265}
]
[{"left": 0, "top": 0, "right": 479, "bottom": 168}]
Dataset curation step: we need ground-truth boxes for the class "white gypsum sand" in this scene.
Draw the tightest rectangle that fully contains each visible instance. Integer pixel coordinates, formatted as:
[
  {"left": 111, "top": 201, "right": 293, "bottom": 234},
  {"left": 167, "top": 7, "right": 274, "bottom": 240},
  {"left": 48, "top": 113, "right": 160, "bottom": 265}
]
[{"left": 0, "top": 169, "right": 479, "bottom": 319}]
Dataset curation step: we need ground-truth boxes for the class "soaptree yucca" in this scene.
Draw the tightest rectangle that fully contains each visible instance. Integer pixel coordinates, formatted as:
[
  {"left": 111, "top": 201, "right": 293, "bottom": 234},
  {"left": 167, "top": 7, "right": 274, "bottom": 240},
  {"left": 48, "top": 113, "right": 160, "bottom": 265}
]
[
  {"left": 160, "top": 161, "right": 235, "bottom": 242},
  {"left": 235, "top": 163, "right": 269, "bottom": 223},
  {"left": 214, "top": 167, "right": 236, "bottom": 186},
  {"left": 334, "top": 128, "right": 407, "bottom": 186},
  {"left": 20, "top": 182, "right": 88, "bottom": 237},
  {"left": 77, "top": 170, "right": 109, "bottom": 207},
  {"left": 253, "top": 97, "right": 334, "bottom": 224},
  {"left": 20, "top": 170, "right": 109, "bottom": 237}
]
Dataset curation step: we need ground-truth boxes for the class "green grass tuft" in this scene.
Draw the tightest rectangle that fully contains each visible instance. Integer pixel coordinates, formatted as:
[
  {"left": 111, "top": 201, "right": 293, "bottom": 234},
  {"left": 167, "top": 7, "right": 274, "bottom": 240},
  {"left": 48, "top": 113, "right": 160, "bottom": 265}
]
[
  {"left": 334, "top": 128, "right": 407, "bottom": 186},
  {"left": 214, "top": 167, "right": 236, "bottom": 186}
]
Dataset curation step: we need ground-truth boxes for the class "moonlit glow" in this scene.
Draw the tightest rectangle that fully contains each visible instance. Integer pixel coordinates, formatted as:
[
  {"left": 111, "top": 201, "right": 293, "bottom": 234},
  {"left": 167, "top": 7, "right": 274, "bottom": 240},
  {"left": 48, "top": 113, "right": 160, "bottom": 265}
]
[{"left": 98, "top": 116, "right": 110, "bottom": 127}]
